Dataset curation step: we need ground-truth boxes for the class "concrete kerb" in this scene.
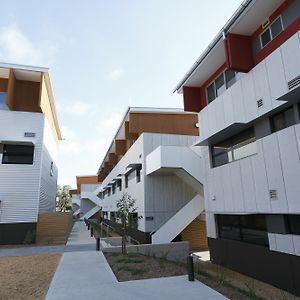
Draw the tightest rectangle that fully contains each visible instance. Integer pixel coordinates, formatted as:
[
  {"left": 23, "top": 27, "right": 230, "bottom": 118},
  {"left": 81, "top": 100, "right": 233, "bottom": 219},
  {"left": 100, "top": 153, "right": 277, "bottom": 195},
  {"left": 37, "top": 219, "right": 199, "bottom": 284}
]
[{"left": 102, "top": 241, "right": 189, "bottom": 263}]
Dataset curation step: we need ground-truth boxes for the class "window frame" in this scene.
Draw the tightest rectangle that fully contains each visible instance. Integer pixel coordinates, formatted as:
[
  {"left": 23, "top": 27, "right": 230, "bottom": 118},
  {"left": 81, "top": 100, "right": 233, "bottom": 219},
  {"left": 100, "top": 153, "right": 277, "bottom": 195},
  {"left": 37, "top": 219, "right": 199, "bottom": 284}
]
[
  {"left": 270, "top": 106, "right": 295, "bottom": 133},
  {"left": 206, "top": 70, "right": 238, "bottom": 104},
  {"left": 1, "top": 143, "right": 35, "bottom": 165},
  {"left": 259, "top": 16, "right": 284, "bottom": 49},
  {"left": 211, "top": 127, "right": 256, "bottom": 168}
]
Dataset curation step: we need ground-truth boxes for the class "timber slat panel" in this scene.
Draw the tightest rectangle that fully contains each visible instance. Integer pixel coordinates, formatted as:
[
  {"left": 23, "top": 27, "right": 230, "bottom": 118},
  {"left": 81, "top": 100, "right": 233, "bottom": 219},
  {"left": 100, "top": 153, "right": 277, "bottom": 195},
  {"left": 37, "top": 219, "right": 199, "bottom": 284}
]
[
  {"left": 36, "top": 212, "right": 72, "bottom": 244},
  {"left": 181, "top": 219, "right": 208, "bottom": 251}
]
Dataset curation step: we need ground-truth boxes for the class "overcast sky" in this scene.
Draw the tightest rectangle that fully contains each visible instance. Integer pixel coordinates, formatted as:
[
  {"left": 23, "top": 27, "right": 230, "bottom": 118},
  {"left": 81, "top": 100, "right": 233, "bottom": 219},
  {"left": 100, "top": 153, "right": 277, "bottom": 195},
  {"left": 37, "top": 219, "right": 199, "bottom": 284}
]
[{"left": 1, "top": 0, "right": 242, "bottom": 188}]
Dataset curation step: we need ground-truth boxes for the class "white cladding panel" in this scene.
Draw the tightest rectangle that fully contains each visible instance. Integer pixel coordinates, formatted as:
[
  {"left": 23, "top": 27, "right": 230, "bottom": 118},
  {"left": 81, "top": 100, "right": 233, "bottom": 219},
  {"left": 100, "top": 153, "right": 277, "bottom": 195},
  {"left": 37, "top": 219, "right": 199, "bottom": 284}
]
[
  {"left": 205, "top": 124, "right": 300, "bottom": 215},
  {"left": 0, "top": 110, "right": 45, "bottom": 223},
  {"left": 38, "top": 118, "right": 58, "bottom": 213}
]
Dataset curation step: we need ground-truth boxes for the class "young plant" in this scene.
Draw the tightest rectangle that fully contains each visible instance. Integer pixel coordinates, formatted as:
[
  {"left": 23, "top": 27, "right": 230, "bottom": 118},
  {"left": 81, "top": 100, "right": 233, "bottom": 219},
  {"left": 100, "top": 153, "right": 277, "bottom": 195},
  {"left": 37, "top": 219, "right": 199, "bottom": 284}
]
[{"left": 116, "top": 193, "right": 141, "bottom": 254}]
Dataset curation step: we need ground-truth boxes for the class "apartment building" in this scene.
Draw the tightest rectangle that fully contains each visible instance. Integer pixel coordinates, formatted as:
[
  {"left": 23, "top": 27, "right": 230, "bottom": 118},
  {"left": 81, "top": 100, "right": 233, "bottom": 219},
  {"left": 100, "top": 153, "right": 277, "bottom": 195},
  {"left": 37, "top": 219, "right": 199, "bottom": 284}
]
[
  {"left": 0, "top": 62, "right": 61, "bottom": 244},
  {"left": 174, "top": 0, "right": 300, "bottom": 295},
  {"left": 73, "top": 175, "right": 102, "bottom": 219},
  {"left": 84, "top": 107, "right": 208, "bottom": 249}
]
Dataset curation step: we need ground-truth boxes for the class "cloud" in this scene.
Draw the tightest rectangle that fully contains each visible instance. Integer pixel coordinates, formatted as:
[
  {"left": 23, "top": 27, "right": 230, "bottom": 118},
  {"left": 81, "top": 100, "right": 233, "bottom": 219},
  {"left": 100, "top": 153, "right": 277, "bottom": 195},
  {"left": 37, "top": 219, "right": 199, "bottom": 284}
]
[
  {"left": 96, "top": 111, "right": 123, "bottom": 134},
  {"left": 108, "top": 68, "right": 124, "bottom": 80},
  {"left": 0, "top": 23, "right": 58, "bottom": 66},
  {"left": 58, "top": 100, "right": 93, "bottom": 116}
]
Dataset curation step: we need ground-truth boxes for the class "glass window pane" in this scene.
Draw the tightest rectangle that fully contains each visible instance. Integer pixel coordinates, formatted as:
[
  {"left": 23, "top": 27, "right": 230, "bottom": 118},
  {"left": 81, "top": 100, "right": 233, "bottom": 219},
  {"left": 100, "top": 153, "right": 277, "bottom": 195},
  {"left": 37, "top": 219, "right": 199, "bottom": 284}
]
[
  {"left": 207, "top": 83, "right": 215, "bottom": 103},
  {"left": 225, "top": 70, "right": 236, "bottom": 88},
  {"left": 271, "top": 17, "right": 283, "bottom": 38},
  {"left": 232, "top": 127, "right": 255, "bottom": 147},
  {"left": 284, "top": 107, "right": 295, "bottom": 127},
  {"left": 233, "top": 141, "right": 257, "bottom": 160},
  {"left": 287, "top": 215, "right": 300, "bottom": 235},
  {"left": 272, "top": 113, "right": 285, "bottom": 132},
  {"left": 261, "top": 29, "right": 271, "bottom": 47},
  {"left": 212, "top": 140, "right": 232, "bottom": 167},
  {"left": 215, "top": 73, "right": 226, "bottom": 97},
  {"left": 2, "top": 144, "right": 34, "bottom": 164},
  {"left": 0, "top": 92, "right": 6, "bottom": 105}
]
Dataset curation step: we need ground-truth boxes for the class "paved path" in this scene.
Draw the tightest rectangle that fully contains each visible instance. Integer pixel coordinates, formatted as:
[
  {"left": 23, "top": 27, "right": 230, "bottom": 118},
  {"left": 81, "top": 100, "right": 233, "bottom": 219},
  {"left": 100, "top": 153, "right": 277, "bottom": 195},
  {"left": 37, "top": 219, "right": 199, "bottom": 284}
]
[{"left": 46, "top": 221, "right": 227, "bottom": 300}]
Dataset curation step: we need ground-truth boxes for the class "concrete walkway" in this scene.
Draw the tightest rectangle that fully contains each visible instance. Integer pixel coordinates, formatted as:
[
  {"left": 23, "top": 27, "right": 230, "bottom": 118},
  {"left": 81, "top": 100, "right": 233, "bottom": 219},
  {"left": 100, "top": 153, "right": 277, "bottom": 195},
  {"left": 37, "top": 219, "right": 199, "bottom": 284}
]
[{"left": 46, "top": 221, "right": 227, "bottom": 300}]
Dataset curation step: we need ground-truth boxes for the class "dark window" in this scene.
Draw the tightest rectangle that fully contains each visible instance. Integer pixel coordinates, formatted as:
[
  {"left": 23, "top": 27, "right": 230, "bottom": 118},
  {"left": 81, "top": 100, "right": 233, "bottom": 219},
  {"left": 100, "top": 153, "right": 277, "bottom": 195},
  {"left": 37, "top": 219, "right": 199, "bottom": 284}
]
[
  {"left": 261, "top": 29, "right": 271, "bottom": 47},
  {"left": 117, "top": 179, "right": 122, "bottom": 191},
  {"left": 108, "top": 187, "right": 111, "bottom": 196},
  {"left": 207, "top": 83, "right": 215, "bottom": 103},
  {"left": 215, "top": 73, "right": 226, "bottom": 97},
  {"left": 112, "top": 183, "right": 116, "bottom": 194},
  {"left": 125, "top": 175, "right": 128, "bottom": 188},
  {"left": 260, "top": 17, "right": 283, "bottom": 49},
  {"left": 271, "top": 107, "right": 295, "bottom": 133},
  {"left": 271, "top": 17, "right": 283, "bottom": 38},
  {"left": 129, "top": 212, "right": 138, "bottom": 229},
  {"left": 217, "top": 214, "right": 268, "bottom": 246},
  {"left": 286, "top": 215, "right": 300, "bottom": 235},
  {"left": 225, "top": 70, "right": 236, "bottom": 89},
  {"left": 211, "top": 127, "right": 256, "bottom": 168},
  {"left": 2, "top": 144, "right": 34, "bottom": 165},
  {"left": 136, "top": 167, "right": 141, "bottom": 183}
]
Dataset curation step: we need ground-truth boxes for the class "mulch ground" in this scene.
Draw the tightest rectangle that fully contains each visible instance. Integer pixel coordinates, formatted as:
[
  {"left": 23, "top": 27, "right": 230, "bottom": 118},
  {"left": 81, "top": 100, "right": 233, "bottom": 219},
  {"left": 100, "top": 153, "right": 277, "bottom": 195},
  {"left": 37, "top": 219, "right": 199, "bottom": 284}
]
[
  {"left": 0, "top": 253, "right": 61, "bottom": 300},
  {"left": 104, "top": 251, "right": 299, "bottom": 300},
  {"left": 104, "top": 252, "right": 186, "bottom": 282}
]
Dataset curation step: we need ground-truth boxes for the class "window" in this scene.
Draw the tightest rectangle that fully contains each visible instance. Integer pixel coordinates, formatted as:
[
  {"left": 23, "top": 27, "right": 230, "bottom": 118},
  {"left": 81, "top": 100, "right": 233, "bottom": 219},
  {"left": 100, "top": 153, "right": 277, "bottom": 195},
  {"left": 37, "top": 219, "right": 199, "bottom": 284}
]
[
  {"left": 2, "top": 144, "right": 34, "bottom": 165},
  {"left": 117, "top": 179, "right": 122, "bottom": 191},
  {"left": 50, "top": 162, "right": 54, "bottom": 176},
  {"left": 286, "top": 215, "right": 300, "bottom": 235},
  {"left": 270, "top": 106, "right": 295, "bottom": 133},
  {"left": 260, "top": 17, "right": 283, "bottom": 48},
  {"left": 112, "top": 183, "right": 116, "bottom": 194},
  {"left": 217, "top": 214, "right": 268, "bottom": 246},
  {"left": 211, "top": 127, "right": 256, "bottom": 167},
  {"left": 0, "top": 92, "right": 7, "bottom": 109},
  {"left": 136, "top": 167, "right": 142, "bottom": 183},
  {"left": 125, "top": 175, "right": 128, "bottom": 188},
  {"left": 108, "top": 187, "right": 111, "bottom": 197},
  {"left": 206, "top": 70, "right": 238, "bottom": 103}
]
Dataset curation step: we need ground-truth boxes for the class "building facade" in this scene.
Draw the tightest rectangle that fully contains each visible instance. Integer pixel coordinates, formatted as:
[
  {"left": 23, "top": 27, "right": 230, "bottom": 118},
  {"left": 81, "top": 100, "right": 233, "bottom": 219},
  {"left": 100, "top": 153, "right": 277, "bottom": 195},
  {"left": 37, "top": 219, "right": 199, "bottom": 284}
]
[
  {"left": 175, "top": 0, "right": 300, "bottom": 295},
  {"left": 82, "top": 107, "right": 208, "bottom": 249},
  {"left": 0, "top": 63, "right": 61, "bottom": 244}
]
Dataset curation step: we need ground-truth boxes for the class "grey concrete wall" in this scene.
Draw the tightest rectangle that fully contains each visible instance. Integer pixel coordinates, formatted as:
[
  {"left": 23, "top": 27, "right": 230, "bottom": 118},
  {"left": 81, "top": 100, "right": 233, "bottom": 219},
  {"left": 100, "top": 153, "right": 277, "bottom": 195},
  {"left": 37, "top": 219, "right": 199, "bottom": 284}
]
[{"left": 102, "top": 241, "right": 189, "bottom": 263}]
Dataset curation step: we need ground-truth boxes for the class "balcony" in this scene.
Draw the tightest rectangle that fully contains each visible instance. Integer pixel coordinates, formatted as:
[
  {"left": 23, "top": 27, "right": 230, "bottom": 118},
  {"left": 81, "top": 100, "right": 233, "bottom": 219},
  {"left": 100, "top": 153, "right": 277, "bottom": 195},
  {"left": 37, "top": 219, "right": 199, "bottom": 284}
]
[{"left": 198, "top": 31, "right": 300, "bottom": 145}]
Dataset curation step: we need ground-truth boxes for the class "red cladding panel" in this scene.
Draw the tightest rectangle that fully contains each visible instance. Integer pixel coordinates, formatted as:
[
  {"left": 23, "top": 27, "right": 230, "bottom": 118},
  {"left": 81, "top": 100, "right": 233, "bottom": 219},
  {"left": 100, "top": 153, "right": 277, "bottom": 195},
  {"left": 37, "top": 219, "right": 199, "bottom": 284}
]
[
  {"left": 225, "top": 33, "right": 254, "bottom": 72},
  {"left": 183, "top": 86, "right": 202, "bottom": 112}
]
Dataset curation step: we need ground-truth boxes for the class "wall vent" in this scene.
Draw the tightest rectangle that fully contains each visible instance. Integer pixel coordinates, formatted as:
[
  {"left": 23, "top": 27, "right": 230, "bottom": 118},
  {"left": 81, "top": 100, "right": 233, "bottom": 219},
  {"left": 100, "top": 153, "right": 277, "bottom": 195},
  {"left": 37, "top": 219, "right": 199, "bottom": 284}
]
[
  {"left": 24, "top": 132, "right": 36, "bottom": 137},
  {"left": 262, "top": 18, "right": 270, "bottom": 29},
  {"left": 257, "top": 99, "right": 263, "bottom": 108},
  {"left": 269, "top": 189, "right": 277, "bottom": 199},
  {"left": 288, "top": 75, "right": 300, "bottom": 90}
]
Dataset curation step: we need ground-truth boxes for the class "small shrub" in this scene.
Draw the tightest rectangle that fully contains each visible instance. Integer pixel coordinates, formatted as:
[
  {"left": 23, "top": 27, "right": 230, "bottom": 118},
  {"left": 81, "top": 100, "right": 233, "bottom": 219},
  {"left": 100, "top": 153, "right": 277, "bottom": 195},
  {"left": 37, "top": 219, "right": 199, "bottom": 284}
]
[
  {"left": 109, "top": 252, "right": 122, "bottom": 257},
  {"left": 23, "top": 230, "right": 36, "bottom": 244}
]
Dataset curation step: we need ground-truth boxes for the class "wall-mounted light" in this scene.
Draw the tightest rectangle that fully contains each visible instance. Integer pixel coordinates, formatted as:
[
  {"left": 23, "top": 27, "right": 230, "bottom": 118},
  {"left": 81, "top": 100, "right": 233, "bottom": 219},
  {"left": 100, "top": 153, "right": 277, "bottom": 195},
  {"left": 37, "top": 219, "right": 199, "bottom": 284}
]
[{"left": 195, "top": 123, "right": 200, "bottom": 128}]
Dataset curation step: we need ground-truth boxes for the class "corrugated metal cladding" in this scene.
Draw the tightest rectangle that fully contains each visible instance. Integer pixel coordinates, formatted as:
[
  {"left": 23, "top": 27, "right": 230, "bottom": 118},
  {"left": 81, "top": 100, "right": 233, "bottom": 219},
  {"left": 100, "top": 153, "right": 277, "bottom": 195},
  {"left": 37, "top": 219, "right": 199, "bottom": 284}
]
[
  {"left": 0, "top": 110, "right": 58, "bottom": 224},
  {"left": 38, "top": 119, "right": 58, "bottom": 213}
]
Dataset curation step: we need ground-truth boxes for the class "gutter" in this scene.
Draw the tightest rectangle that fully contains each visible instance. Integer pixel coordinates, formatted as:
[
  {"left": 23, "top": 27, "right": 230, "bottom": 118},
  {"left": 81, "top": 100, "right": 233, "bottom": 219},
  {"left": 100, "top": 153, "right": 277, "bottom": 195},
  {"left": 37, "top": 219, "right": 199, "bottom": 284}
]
[{"left": 172, "top": 0, "right": 254, "bottom": 93}]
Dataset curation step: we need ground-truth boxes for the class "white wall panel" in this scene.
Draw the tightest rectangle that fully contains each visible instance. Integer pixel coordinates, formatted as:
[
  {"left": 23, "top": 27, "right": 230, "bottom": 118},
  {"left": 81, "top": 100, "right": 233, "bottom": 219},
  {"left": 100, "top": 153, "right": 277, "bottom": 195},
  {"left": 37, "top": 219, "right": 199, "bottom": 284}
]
[
  {"left": 262, "top": 134, "right": 288, "bottom": 213},
  {"left": 265, "top": 48, "right": 288, "bottom": 104},
  {"left": 241, "top": 73, "right": 257, "bottom": 122},
  {"left": 277, "top": 127, "right": 300, "bottom": 212},
  {"left": 281, "top": 32, "right": 300, "bottom": 83},
  {"left": 222, "top": 90, "right": 234, "bottom": 129},
  {"left": 240, "top": 158, "right": 257, "bottom": 212},
  {"left": 250, "top": 141, "right": 271, "bottom": 212},
  {"left": 231, "top": 81, "right": 245, "bottom": 123},
  {"left": 252, "top": 61, "right": 272, "bottom": 117},
  {"left": 229, "top": 161, "right": 245, "bottom": 213}
]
